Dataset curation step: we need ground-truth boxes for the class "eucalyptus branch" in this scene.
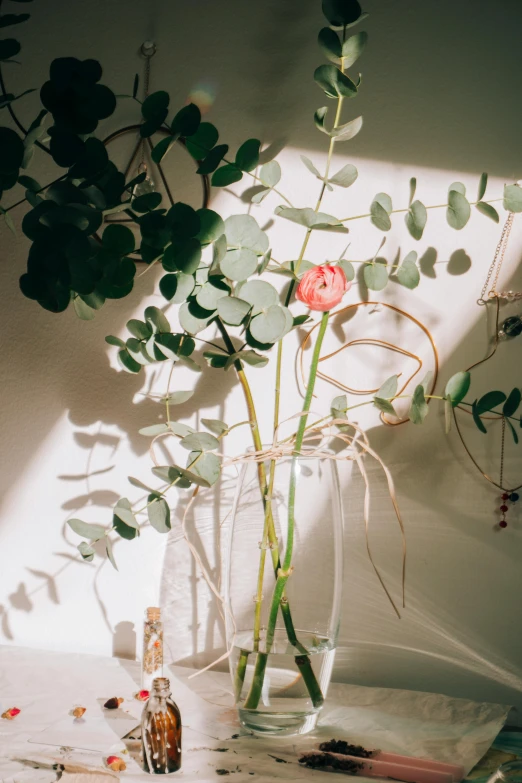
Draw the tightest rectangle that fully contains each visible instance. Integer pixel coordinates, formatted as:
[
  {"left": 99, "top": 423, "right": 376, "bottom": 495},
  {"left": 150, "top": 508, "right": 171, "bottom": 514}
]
[{"left": 339, "top": 197, "right": 504, "bottom": 224}]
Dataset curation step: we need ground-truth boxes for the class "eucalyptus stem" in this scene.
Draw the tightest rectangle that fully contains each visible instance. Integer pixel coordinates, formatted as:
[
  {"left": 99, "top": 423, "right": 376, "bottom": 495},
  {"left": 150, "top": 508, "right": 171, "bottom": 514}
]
[
  {"left": 243, "top": 311, "right": 330, "bottom": 711},
  {"left": 338, "top": 197, "right": 504, "bottom": 224}
]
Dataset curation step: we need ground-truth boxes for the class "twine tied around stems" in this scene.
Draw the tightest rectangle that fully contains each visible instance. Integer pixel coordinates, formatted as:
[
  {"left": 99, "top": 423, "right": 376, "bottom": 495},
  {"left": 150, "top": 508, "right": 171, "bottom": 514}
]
[
  {"left": 148, "top": 414, "right": 406, "bottom": 678},
  {"left": 223, "top": 412, "right": 406, "bottom": 619}
]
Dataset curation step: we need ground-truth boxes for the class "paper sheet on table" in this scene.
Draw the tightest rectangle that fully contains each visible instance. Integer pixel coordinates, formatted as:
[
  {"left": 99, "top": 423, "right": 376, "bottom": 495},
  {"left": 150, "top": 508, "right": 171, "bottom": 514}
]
[{"left": 173, "top": 668, "right": 511, "bottom": 777}]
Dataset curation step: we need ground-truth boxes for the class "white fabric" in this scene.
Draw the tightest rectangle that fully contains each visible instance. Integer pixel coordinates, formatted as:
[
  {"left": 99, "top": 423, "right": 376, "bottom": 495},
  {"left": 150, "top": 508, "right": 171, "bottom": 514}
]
[{"left": 0, "top": 645, "right": 510, "bottom": 782}]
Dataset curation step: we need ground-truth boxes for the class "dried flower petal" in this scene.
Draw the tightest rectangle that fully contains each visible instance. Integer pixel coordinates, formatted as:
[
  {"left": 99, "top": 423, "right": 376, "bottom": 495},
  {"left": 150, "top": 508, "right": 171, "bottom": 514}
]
[
  {"left": 2, "top": 707, "right": 20, "bottom": 720},
  {"left": 135, "top": 690, "right": 150, "bottom": 701},
  {"left": 72, "top": 707, "right": 86, "bottom": 718},
  {"left": 103, "top": 697, "right": 124, "bottom": 709},
  {"left": 106, "top": 755, "right": 126, "bottom": 771}
]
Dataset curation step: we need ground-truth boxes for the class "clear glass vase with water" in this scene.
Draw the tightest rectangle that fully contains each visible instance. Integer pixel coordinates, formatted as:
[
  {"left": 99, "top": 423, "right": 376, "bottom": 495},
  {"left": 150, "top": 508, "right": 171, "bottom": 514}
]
[{"left": 225, "top": 452, "right": 343, "bottom": 736}]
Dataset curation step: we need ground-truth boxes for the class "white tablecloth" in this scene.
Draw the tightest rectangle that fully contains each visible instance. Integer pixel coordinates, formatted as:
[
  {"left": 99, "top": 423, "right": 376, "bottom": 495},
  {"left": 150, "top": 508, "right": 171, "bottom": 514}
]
[{"left": 0, "top": 645, "right": 510, "bottom": 782}]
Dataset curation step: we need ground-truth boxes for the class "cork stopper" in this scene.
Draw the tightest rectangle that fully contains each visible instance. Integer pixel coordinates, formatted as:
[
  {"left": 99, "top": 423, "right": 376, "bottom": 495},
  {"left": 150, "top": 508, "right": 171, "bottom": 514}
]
[{"left": 146, "top": 606, "right": 161, "bottom": 622}]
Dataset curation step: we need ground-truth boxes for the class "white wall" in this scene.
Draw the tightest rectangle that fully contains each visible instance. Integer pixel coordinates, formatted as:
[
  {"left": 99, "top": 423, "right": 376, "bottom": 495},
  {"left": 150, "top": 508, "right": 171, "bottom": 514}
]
[{"left": 1, "top": 0, "right": 522, "bottom": 722}]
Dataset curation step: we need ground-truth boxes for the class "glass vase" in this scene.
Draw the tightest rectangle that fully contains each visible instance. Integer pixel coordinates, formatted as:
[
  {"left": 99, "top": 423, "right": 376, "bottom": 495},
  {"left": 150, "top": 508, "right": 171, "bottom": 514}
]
[{"left": 225, "top": 452, "right": 343, "bottom": 736}]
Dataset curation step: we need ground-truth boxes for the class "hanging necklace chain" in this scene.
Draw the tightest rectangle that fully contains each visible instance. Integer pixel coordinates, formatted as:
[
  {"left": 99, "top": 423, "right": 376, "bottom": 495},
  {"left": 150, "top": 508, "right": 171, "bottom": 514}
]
[
  {"left": 139, "top": 41, "right": 156, "bottom": 169},
  {"left": 478, "top": 211, "right": 515, "bottom": 304}
]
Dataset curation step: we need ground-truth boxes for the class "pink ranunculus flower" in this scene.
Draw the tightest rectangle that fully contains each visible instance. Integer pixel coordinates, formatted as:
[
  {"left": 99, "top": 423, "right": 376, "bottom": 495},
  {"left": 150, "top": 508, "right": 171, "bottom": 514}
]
[{"left": 296, "top": 264, "right": 350, "bottom": 311}]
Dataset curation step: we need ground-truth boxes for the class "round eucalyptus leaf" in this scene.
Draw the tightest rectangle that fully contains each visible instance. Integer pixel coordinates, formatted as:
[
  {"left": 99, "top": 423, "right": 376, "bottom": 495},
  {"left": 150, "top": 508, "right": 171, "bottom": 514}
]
[
  {"left": 397, "top": 255, "right": 420, "bottom": 289},
  {"left": 179, "top": 301, "right": 211, "bottom": 334},
  {"left": 196, "top": 208, "right": 225, "bottom": 245},
  {"left": 364, "top": 262, "right": 388, "bottom": 291},
  {"left": 279, "top": 305, "right": 294, "bottom": 338},
  {"left": 503, "top": 184, "right": 522, "bottom": 212},
  {"left": 0, "top": 126, "right": 24, "bottom": 173},
  {"left": 163, "top": 237, "right": 202, "bottom": 275},
  {"left": 126, "top": 338, "right": 151, "bottom": 365},
  {"left": 0, "top": 14, "right": 30, "bottom": 28},
  {"left": 211, "top": 164, "right": 243, "bottom": 187},
  {"left": 78, "top": 542, "right": 95, "bottom": 561},
  {"left": 318, "top": 27, "right": 341, "bottom": 62},
  {"left": 445, "top": 371, "right": 470, "bottom": 407},
  {"left": 144, "top": 305, "right": 170, "bottom": 333},
  {"left": 475, "top": 201, "right": 499, "bottom": 223},
  {"left": 342, "top": 31, "right": 368, "bottom": 66},
  {"left": 102, "top": 224, "right": 135, "bottom": 255},
  {"left": 235, "top": 138, "right": 261, "bottom": 172},
  {"left": 259, "top": 161, "right": 281, "bottom": 188},
  {"left": 127, "top": 318, "right": 152, "bottom": 340},
  {"left": 447, "top": 189, "right": 471, "bottom": 230},
  {"left": 147, "top": 495, "right": 171, "bottom": 534},
  {"left": 201, "top": 418, "right": 228, "bottom": 436},
  {"left": 216, "top": 295, "right": 251, "bottom": 325},
  {"left": 409, "top": 384, "right": 428, "bottom": 425},
  {"left": 0, "top": 38, "right": 20, "bottom": 60},
  {"left": 239, "top": 350, "right": 269, "bottom": 367},
  {"left": 171, "top": 102, "right": 201, "bottom": 136},
  {"left": 180, "top": 431, "right": 220, "bottom": 452},
  {"left": 328, "top": 163, "right": 358, "bottom": 188},
  {"left": 224, "top": 214, "right": 268, "bottom": 253},
  {"left": 73, "top": 297, "right": 95, "bottom": 320},
  {"left": 105, "top": 335, "right": 126, "bottom": 348},
  {"left": 132, "top": 191, "right": 162, "bottom": 213},
  {"left": 220, "top": 248, "right": 258, "bottom": 281},
  {"left": 448, "top": 181, "right": 466, "bottom": 196},
  {"left": 159, "top": 272, "right": 191, "bottom": 303},
  {"left": 188, "top": 451, "right": 220, "bottom": 486},
  {"left": 67, "top": 518, "right": 106, "bottom": 540},
  {"left": 476, "top": 390, "right": 506, "bottom": 415},
  {"left": 197, "top": 143, "right": 228, "bottom": 175},
  {"left": 196, "top": 279, "right": 230, "bottom": 311},
  {"left": 331, "top": 115, "right": 363, "bottom": 142},
  {"left": 166, "top": 202, "right": 200, "bottom": 238},
  {"left": 236, "top": 279, "right": 279, "bottom": 314},
  {"left": 314, "top": 64, "right": 358, "bottom": 99},
  {"left": 331, "top": 260, "right": 352, "bottom": 285},
  {"left": 370, "top": 200, "right": 391, "bottom": 231},
  {"left": 117, "top": 349, "right": 142, "bottom": 374},
  {"left": 405, "top": 200, "right": 427, "bottom": 240},
  {"left": 151, "top": 135, "right": 177, "bottom": 165},
  {"left": 250, "top": 305, "right": 287, "bottom": 343},
  {"left": 186, "top": 121, "right": 219, "bottom": 159},
  {"left": 142, "top": 90, "right": 169, "bottom": 121},
  {"left": 322, "top": 0, "right": 362, "bottom": 26}
]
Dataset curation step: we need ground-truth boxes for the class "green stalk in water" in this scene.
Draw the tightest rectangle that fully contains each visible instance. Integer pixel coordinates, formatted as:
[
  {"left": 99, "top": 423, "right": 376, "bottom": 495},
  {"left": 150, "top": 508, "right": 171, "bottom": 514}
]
[{"left": 243, "top": 311, "right": 330, "bottom": 711}]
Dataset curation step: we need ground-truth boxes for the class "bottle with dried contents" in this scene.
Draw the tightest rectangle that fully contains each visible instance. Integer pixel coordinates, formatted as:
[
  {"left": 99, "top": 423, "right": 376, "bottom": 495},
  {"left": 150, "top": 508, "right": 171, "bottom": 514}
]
[
  {"left": 141, "top": 677, "right": 182, "bottom": 774},
  {"left": 142, "top": 607, "right": 163, "bottom": 692}
]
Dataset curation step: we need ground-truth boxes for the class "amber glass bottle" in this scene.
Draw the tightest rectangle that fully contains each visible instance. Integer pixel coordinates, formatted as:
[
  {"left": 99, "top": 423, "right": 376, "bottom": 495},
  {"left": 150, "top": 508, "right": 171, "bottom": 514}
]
[{"left": 141, "top": 677, "right": 182, "bottom": 774}]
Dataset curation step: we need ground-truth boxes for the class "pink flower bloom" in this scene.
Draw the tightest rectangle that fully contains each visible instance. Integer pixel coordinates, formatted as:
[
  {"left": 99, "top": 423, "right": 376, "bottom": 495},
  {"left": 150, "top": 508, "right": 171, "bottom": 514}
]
[{"left": 296, "top": 265, "right": 350, "bottom": 311}]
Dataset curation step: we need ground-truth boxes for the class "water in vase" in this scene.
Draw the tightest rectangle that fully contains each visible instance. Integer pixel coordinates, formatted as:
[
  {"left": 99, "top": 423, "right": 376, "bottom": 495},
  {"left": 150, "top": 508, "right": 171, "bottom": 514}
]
[{"left": 231, "top": 629, "right": 336, "bottom": 735}]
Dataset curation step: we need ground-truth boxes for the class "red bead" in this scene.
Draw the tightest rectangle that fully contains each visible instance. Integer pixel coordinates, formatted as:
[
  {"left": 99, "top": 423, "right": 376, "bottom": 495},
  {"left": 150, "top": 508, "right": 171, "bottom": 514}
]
[
  {"left": 500, "top": 520, "right": 508, "bottom": 528},
  {"left": 500, "top": 505, "right": 509, "bottom": 512},
  {"left": 502, "top": 493, "right": 509, "bottom": 500}
]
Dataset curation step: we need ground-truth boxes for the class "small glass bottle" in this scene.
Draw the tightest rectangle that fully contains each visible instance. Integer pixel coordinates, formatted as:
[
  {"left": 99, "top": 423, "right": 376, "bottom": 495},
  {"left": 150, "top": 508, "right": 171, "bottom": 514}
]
[
  {"left": 141, "top": 677, "right": 182, "bottom": 774},
  {"left": 142, "top": 607, "right": 163, "bottom": 692}
]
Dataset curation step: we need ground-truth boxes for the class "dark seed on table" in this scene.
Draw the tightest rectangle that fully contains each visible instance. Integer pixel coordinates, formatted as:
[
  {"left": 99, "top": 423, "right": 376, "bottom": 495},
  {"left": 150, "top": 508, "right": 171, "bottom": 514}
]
[
  {"left": 216, "top": 770, "right": 230, "bottom": 776},
  {"left": 319, "top": 739, "right": 373, "bottom": 758}
]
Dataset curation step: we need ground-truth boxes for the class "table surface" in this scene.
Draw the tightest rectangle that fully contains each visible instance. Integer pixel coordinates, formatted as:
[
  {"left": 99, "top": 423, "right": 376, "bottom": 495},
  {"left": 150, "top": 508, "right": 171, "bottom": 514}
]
[{"left": 0, "top": 645, "right": 510, "bottom": 782}]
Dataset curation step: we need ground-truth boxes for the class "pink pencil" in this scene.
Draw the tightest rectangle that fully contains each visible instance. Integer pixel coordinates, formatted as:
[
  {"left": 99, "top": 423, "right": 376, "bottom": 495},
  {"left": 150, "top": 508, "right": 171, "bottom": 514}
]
[{"left": 299, "top": 750, "right": 465, "bottom": 783}]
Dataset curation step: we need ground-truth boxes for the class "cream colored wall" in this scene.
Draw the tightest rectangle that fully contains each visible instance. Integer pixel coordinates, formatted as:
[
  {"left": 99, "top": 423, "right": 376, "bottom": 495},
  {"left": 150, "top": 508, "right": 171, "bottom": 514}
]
[{"left": 1, "top": 0, "right": 522, "bottom": 721}]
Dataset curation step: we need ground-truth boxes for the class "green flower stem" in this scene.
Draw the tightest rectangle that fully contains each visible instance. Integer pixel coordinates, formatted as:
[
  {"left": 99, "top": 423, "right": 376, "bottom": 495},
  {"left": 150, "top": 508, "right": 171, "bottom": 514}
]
[
  {"left": 243, "top": 311, "right": 330, "bottom": 711},
  {"left": 234, "top": 648, "right": 250, "bottom": 701},
  {"left": 215, "top": 318, "right": 313, "bottom": 695}
]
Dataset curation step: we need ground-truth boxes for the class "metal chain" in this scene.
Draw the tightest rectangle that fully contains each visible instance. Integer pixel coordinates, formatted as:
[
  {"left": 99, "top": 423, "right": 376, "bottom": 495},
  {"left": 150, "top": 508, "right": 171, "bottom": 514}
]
[
  {"left": 500, "top": 416, "right": 506, "bottom": 490},
  {"left": 139, "top": 41, "right": 156, "bottom": 169},
  {"left": 478, "top": 211, "right": 515, "bottom": 303}
]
